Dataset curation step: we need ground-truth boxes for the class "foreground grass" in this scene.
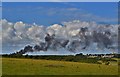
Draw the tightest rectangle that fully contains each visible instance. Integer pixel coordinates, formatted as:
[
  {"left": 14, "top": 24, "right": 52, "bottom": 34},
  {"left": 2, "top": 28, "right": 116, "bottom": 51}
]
[
  {"left": 0, "top": 58, "right": 2, "bottom": 76},
  {"left": 2, "top": 58, "right": 118, "bottom": 75}
]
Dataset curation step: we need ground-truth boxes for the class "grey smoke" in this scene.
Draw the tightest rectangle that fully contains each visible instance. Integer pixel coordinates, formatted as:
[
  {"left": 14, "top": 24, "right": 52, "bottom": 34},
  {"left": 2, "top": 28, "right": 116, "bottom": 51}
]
[
  {"left": 1, "top": 19, "right": 118, "bottom": 54},
  {"left": 14, "top": 27, "right": 116, "bottom": 55}
]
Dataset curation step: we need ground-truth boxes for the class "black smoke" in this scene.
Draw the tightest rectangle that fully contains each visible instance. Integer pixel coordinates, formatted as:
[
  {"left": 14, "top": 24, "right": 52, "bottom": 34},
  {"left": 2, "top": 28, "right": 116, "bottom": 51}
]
[{"left": 11, "top": 45, "right": 33, "bottom": 55}]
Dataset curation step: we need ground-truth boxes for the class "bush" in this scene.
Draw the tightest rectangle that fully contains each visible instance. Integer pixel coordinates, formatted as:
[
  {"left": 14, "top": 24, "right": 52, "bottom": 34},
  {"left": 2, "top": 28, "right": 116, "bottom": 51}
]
[{"left": 105, "top": 61, "right": 110, "bottom": 65}]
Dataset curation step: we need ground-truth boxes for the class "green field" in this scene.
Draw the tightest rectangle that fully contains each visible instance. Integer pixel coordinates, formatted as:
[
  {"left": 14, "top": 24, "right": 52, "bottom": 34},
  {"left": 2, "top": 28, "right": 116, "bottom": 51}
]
[
  {"left": 2, "top": 58, "right": 118, "bottom": 75},
  {"left": 0, "top": 58, "right": 2, "bottom": 76}
]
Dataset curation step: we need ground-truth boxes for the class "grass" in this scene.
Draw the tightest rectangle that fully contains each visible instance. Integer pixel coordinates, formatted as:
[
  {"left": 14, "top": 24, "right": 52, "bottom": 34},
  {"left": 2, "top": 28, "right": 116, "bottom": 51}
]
[
  {"left": 2, "top": 58, "right": 118, "bottom": 75},
  {"left": 0, "top": 58, "right": 2, "bottom": 76}
]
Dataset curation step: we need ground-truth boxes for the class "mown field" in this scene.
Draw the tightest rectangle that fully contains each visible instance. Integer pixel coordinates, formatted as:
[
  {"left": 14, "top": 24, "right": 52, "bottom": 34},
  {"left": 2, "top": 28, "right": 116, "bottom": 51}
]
[{"left": 2, "top": 58, "right": 118, "bottom": 75}]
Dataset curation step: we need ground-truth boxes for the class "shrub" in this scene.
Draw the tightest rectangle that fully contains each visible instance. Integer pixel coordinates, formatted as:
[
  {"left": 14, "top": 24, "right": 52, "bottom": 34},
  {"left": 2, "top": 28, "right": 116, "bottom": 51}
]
[{"left": 105, "top": 61, "right": 110, "bottom": 65}]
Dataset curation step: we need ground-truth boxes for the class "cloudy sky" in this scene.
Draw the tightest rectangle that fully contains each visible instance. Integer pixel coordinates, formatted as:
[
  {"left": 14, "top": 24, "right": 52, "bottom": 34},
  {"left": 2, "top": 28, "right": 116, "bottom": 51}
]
[{"left": 2, "top": 2, "right": 118, "bottom": 55}]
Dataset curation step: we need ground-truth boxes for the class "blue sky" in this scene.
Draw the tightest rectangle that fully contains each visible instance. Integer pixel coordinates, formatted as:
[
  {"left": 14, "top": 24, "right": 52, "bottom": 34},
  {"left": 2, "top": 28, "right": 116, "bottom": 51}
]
[
  {"left": 2, "top": 2, "right": 118, "bottom": 26},
  {"left": 2, "top": 0, "right": 120, "bottom": 2}
]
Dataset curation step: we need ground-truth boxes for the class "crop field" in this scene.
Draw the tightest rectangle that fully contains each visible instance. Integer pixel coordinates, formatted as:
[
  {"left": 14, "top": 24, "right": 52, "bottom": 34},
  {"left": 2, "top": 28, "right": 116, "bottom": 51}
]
[{"left": 2, "top": 58, "right": 118, "bottom": 75}]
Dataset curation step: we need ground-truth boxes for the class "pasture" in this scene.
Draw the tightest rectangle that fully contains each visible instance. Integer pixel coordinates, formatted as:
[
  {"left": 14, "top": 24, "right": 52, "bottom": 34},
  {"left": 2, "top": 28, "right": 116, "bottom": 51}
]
[{"left": 2, "top": 58, "right": 118, "bottom": 75}]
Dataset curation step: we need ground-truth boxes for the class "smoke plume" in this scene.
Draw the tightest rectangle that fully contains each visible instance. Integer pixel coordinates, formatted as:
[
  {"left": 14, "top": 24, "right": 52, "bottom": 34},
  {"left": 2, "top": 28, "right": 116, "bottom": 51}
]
[{"left": 1, "top": 19, "right": 118, "bottom": 55}]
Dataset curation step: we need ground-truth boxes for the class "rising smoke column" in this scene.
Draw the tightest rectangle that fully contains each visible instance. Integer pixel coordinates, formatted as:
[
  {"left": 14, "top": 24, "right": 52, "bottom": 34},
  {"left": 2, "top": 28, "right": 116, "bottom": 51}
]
[{"left": 1, "top": 19, "right": 118, "bottom": 55}]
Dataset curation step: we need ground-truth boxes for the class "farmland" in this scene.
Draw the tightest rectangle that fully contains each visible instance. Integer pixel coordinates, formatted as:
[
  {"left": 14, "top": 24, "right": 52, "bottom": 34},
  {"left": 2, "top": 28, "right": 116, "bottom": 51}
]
[{"left": 2, "top": 58, "right": 118, "bottom": 75}]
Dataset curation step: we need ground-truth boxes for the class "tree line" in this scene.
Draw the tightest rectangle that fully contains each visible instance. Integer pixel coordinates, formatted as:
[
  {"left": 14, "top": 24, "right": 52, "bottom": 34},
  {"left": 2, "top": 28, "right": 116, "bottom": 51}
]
[{"left": 2, "top": 53, "right": 119, "bottom": 64}]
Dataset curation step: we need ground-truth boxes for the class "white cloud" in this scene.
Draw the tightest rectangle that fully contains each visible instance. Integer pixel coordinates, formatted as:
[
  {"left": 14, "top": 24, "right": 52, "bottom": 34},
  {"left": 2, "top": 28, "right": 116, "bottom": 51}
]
[
  {"left": 1, "top": 19, "right": 118, "bottom": 54},
  {"left": 27, "top": 25, "right": 46, "bottom": 43}
]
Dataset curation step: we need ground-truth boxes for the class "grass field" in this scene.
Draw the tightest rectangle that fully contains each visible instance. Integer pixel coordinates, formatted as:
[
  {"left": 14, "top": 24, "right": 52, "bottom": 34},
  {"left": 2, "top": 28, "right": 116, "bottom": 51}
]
[
  {"left": 2, "top": 58, "right": 118, "bottom": 75},
  {"left": 0, "top": 58, "right": 2, "bottom": 76}
]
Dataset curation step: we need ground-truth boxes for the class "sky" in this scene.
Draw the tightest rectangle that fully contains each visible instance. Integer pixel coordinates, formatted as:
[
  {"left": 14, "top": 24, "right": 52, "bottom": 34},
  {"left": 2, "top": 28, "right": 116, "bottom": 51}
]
[
  {"left": 2, "top": 0, "right": 120, "bottom": 2},
  {"left": 2, "top": 2, "right": 118, "bottom": 26},
  {"left": 1, "top": 2, "right": 118, "bottom": 55}
]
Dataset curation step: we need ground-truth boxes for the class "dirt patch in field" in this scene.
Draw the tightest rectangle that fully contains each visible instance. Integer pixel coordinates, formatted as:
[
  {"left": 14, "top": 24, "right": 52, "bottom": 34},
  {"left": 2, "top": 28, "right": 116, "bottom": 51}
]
[{"left": 44, "top": 64, "right": 65, "bottom": 68}]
